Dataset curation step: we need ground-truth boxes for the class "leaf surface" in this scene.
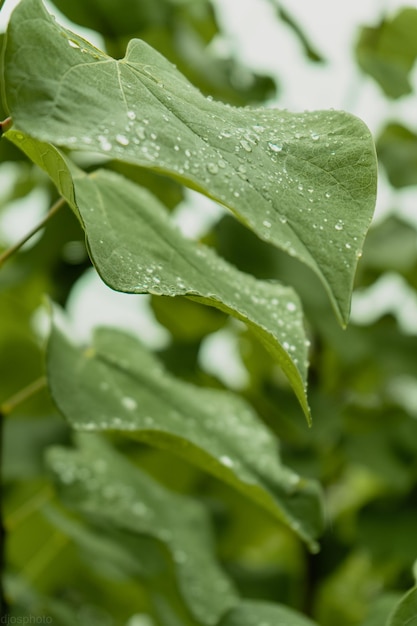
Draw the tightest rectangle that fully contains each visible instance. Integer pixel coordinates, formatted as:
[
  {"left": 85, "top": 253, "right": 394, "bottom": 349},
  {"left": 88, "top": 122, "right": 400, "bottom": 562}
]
[
  {"left": 4, "top": 0, "right": 377, "bottom": 324},
  {"left": 47, "top": 435, "right": 237, "bottom": 625},
  {"left": 47, "top": 320, "right": 324, "bottom": 550},
  {"left": 7, "top": 129, "right": 310, "bottom": 416}
]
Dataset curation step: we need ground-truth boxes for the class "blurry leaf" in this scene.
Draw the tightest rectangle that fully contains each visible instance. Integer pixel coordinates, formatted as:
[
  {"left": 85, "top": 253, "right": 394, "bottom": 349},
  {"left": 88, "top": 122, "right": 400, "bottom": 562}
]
[
  {"left": 47, "top": 435, "right": 237, "bottom": 625},
  {"left": 314, "top": 552, "right": 383, "bottom": 626},
  {"left": 219, "top": 600, "right": 317, "bottom": 626},
  {"left": 108, "top": 161, "right": 184, "bottom": 210},
  {"left": 7, "top": 133, "right": 310, "bottom": 418},
  {"left": 362, "top": 216, "right": 417, "bottom": 272},
  {"left": 4, "top": 0, "right": 377, "bottom": 325},
  {"left": 377, "top": 123, "right": 417, "bottom": 188},
  {"left": 387, "top": 586, "right": 417, "bottom": 626},
  {"left": 143, "top": 23, "right": 276, "bottom": 106},
  {"left": 151, "top": 296, "right": 226, "bottom": 342},
  {"left": 3, "top": 416, "right": 68, "bottom": 481},
  {"left": 50, "top": 0, "right": 169, "bottom": 38},
  {"left": 356, "top": 8, "right": 417, "bottom": 99},
  {"left": 45, "top": 505, "right": 204, "bottom": 625},
  {"left": 0, "top": 275, "right": 48, "bottom": 402},
  {"left": 47, "top": 321, "right": 324, "bottom": 549},
  {"left": 358, "top": 594, "right": 402, "bottom": 626},
  {"left": 359, "top": 510, "right": 417, "bottom": 573}
]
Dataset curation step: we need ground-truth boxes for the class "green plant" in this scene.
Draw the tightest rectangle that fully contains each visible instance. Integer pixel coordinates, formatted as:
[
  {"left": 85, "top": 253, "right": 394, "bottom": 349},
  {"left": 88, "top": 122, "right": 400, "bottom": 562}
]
[{"left": 1, "top": 1, "right": 416, "bottom": 625}]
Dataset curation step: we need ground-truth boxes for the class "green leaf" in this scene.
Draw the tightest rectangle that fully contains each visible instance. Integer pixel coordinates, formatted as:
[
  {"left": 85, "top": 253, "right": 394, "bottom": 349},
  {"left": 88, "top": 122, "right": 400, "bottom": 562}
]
[
  {"left": 387, "top": 587, "right": 417, "bottom": 626},
  {"left": 47, "top": 320, "right": 324, "bottom": 550},
  {"left": 47, "top": 435, "right": 238, "bottom": 625},
  {"left": 218, "top": 600, "right": 318, "bottom": 626},
  {"left": 3, "top": 0, "right": 377, "bottom": 325},
  {"left": 7, "top": 131, "right": 310, "bottom": 418},
  {"left": 356, "top": 8, "right": 417, "bottom": 99},
  {"left": 377, "top": 123, "right": 417, "bottom": 188}
]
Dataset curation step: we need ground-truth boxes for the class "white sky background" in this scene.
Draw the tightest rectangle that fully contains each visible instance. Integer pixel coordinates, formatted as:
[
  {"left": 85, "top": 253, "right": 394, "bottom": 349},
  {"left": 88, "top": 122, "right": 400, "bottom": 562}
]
[{"left": 2, "top": 0, "right": 417, "bottom": 383}]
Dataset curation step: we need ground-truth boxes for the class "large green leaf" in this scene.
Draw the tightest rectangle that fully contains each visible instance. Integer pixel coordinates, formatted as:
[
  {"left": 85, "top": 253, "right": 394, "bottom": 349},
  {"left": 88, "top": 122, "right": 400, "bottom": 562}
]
[
  {"left": 218, "top": 600, "right": 318, "bottom": 626},
  {"left": 47, "top": 435, "right": 237, "bottom": 625},
  {"left": 3, "top": 0, "right": 377, "bottom": 325},
  {"left": 356, "top": 8, "right": 417, "bottom": 99},
  {"left": 7, "top": 130, "right": 310, "bottom": 417},
  {"left": 47, "top": 320, "right": 324, "bottom": 550},
  {"left": 387, "top": 587, "right": 417, "bottom": 626}
]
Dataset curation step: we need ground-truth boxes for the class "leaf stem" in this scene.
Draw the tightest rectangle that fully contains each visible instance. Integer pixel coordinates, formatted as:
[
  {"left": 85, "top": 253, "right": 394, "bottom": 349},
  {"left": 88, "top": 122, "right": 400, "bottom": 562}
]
[
  {"left": 5, "top": 486, "right": 53, "bottom": 532},
  {"left": 0, "top": 377, "right": 47, "bottom": 417},
  {"left": 0, "top": 197, "right": 65, "bottom": 268}
]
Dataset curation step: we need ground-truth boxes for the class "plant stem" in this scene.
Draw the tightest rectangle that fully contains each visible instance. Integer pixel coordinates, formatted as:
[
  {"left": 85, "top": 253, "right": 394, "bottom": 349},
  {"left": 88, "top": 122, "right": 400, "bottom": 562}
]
[
  {"left": 0, "top": 197, "right": 65, "bottom": 268},
  {"left": 0, "top": 377, "right": 47, "bottom": 417}
]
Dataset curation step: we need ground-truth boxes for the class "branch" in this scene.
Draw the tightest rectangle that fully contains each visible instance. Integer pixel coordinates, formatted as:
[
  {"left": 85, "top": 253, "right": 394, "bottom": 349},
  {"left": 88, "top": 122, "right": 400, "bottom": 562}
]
[{"left": 0, "top": 197, "right": 65, "bottom": 268}]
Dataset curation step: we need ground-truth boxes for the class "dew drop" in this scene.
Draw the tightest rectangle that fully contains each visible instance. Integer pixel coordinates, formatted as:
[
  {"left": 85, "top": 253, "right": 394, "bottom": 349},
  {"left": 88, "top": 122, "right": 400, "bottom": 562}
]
[
  {"left": 135, "top": 127, "right": 145, "bottom": 140},
  {"left": 263, "top": 219, "right": 272, "bottom": 228},
  {"left": 68, "top": 39, "right": 80, "bottom": 49},
  {"left": 335, "top": 221, "right": 344, "bottom": 231},
  {"left": 207, "top": 162, "right": 219, "bottom": 174},
  {"left": 122, "top": 397, "right": 137, "bottom": 411},
  {"left": 98, "top": 135, "right": 112, "bottom": 151},
  {"left": 268, "top": 141, "right": 283, "bottom": 153},
  {"left": 286, "top": 302, "right": 297, "bottom": 312},
  {"left": 116, "top": 134, "right": 129, "bottom": 146},
  {"left": 127, "top": 110, "right": 136, "bottom": 120},
  {"left": 240, "top": 139, "right": 252, "bottom": 152},
  {"left": 220, "top": 455, "right": 234, "bottom": 468},
  {"left": 311, "top": 133, "right": 320, "bottom": 141}
]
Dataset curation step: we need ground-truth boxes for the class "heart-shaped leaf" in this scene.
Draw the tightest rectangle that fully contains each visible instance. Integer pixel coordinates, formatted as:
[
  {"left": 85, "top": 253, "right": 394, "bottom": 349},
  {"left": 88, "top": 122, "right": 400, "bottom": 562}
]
[
  {"left": 47, "top": 319, "right": 324, "bottom": 550},
  {"left": 3, "top": 0, "right": 377, "bottom": 325}
]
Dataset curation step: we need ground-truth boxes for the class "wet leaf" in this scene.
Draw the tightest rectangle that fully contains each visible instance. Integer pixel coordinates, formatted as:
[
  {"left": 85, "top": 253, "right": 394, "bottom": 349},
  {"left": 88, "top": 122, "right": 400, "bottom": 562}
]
[
  {"left": 3, "top": 0, "right": 377, "bottom": 325},
  {"left": 47, "top": 320, "right": 324, "bottom": 550},
  {"left": 47, "top": 435, "right": 237, "bottom": 625},
  {"left": 7, "top": 130, "right": 310, "bottom": 418}
]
